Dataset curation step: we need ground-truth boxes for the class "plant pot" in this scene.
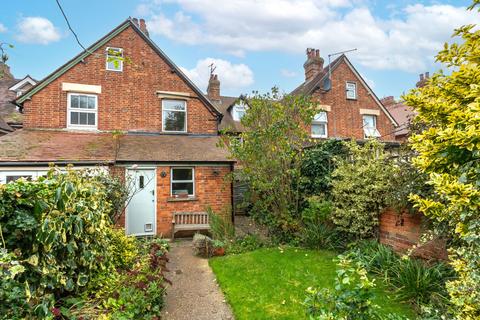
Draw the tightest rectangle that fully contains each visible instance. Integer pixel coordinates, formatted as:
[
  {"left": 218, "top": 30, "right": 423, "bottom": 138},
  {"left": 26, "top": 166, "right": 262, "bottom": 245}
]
[{"left": 213, "top": 247, "right": 225, "bottom": 256}]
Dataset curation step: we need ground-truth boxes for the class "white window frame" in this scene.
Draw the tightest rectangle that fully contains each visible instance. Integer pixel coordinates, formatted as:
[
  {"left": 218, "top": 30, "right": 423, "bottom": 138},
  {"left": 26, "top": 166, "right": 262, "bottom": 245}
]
[
  {"left": 162, "top": 99, "right": 187, "bottom": 133},
  {"left": 170, "top": 167, "right": 195, "bottom": 197},
  {"left": 67, "top": 92, "right": 98, "bottom": 130},
  {"left": 346, "top": 81, "right": 357, "bottom": 100},
  {"left": 311, "top": 111, "right": 328, "bottom": 138},
  {"left": 363, "top": 114, "right": 381, "bottom": 138},
  {"left": 232, "top": 102, "right": 247, "bottom": 121},
  {"left": 105, "top": 47, "right": 123, "bottom": 72}
]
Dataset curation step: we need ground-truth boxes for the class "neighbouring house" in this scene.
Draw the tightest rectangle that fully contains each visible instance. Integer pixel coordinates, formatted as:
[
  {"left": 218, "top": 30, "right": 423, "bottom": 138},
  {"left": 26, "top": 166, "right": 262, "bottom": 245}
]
[
  {"left": 0, "top": 62, "right": 35, "bottom": 134},
  {"left": 291, "top": 48, "right": 398, "bottom": 142},
  {"left": 381, "top": 72, "right": 429, "bottom": 141},
  {"left": 0, "top": 18, "right": 234, "bottom": 238},
  {"left": 209, "top": 48, "right": 399, "bottom": 142}
]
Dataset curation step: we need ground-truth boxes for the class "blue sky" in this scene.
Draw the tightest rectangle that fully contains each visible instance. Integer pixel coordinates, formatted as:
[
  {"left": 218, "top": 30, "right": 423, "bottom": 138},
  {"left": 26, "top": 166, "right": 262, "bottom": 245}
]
[{"left": 0, "top": 0, "right": 478, "bottom": 99}]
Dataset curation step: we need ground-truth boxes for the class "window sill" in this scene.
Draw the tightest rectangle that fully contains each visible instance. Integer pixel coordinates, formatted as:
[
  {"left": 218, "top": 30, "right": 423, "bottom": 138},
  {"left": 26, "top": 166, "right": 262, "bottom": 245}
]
[{"left": 167, "top": 197, "right": 198, "bottom": 202}]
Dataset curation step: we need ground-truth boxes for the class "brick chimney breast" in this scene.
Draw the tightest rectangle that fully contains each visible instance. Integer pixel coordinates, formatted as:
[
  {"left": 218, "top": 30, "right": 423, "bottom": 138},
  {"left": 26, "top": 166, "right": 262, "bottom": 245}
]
[
  {"left": 416, "top": 72, "right": 429, "bottom": 88},
  {"left": 303, "top": 48, "right": 324, "bottom": 82},
  {"left": 207, "top": 74, "right": 220, "bottom": 101}
]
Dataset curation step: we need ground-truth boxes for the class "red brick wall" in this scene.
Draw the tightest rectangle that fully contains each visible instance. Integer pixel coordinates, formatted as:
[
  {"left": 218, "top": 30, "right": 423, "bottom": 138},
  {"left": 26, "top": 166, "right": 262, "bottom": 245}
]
[
  {"left": 23, "top": 26, "right": 218, "bottom": 134},
  {"left": 155, "top": 165, "right": 232, "bottom": 237},
  {"left": 310, "top": 61, "right": 396, "bottom": 142},
  {"left": 379, "top": 208, "right": 447, "bottom": 260}
]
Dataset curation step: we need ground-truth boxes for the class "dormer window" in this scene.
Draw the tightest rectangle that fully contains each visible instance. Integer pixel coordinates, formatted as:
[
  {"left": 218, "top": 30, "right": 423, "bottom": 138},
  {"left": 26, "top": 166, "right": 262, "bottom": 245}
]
[
  {"left": 312, "top": 111, "right": 328, "bottom": 138},
  {"left": 16, "top": 91, "right": 23, "bottom": 97},
  {"left": 67, "top": 93, "right": 98, "bottom": 130},
  {"left": 162, "top": 100, "right": 187, "bottom": 132},
  {"left": 363, "top": 114, "right": 380, "bottom": 138},
  {"left": 106, "top": 47, "right": 123, "bottom": 71},
  {"left": 232, "top": 102, "right": 246, "bottom": 121},
  {"left": 346, "top": 81, "right": 357, "bottom": 100}
]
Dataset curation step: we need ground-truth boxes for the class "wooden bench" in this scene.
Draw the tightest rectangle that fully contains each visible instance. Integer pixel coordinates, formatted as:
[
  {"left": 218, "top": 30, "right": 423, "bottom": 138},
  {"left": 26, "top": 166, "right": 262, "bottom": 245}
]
[{"left": 172, "top": 212, "right": 210, "bottom": 239}]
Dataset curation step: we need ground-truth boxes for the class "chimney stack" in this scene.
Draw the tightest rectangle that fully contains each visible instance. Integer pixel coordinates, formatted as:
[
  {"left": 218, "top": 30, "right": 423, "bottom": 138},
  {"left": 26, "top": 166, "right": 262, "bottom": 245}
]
[
  {"left": 381, "top": 96, "right": 395, "bottom": 107},
  {"left": 207, "top": 74, "right": 221, "bottom": 101},
  {"left": 303, "top": 48, "right": 324, "bottom": 82},
  {"left": 416, "top": 72, "right": 430, "bottom": 88},
  {"left": 132, "top": 18, "right": 149, "bottom": 37},
  {"left": 0, "top": 62, "right": 13, "bottom": 80},
  {"left": 139, "top": 19, "right": 149, "bottom": 37}
]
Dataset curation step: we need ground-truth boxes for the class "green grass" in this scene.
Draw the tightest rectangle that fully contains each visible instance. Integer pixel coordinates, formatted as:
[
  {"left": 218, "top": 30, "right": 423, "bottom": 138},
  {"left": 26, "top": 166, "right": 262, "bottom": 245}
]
[{"left": 209, "top": 247, "right": 416, "bottom": 320}]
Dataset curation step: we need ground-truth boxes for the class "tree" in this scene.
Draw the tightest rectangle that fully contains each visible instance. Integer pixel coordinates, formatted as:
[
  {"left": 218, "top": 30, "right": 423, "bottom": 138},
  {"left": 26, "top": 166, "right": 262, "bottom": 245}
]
[
  {"left": 219, "top": 88, "right": 317, "bottom": 239},
  {"left": 404, "top": 3, "right": 480, "bottom": 318}
]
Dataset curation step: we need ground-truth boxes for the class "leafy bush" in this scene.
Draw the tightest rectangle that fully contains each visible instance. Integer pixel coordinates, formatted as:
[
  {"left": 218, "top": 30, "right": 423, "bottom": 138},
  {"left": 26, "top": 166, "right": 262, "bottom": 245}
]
[
  {"left": 331, "top": 140, "right": 398, "bottom": 239},
  {"left": 207, "top": 207, "right": 235, "bottom": 241},
  {"left": 299, "top": 139, "right": 347, "bottom": 198},
  {"left": 304, "top": 253, "right": 407, "bottom": 320},
  {"left": 349, "top": 240, "right": 453, "bottom": 312},
  {"left": 105, "top": 227, "right": 138, "bottom": 270},
  {"left": 299, "top": 197, "right": 347, "bottom": 250},
  {"left": 0, "top": 249, "right": 30, "bottom": 320},
  {"left": 226, "top": 234, "right": 266, "bottom": 255},
  {"left": 0, "top": 169, "right": 116, "bottom": 317}
]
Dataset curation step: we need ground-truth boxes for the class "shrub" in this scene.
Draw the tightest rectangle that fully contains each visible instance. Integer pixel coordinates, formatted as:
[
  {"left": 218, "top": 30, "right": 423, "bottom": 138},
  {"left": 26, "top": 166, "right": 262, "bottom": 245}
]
[
  {"left": 304, "top": 253, "right": 406, "bottom": 320},
  {"left": 0, "top": 169, "right": 116, "bottom": 317},
  {"left": 226, "top": 234, "right": 265, "bottom": 255},
  {"left": 207, "top": 207, "right": 235, "bottom": 241},
  {"left": 105, "top": 227, "right": 138, "bottom": 270},
  {"left": 349, "top": 240, "right": 453, "bottom": 312},
  {"left": 389, "top": 258, "right": 452, "bottom": 306},
  {"left": 299, "top": 139, "right": 347, "bottom": 199},
  {"left": 331, "top": 140, "right": 398, "bottom": 239},
  {"left": 299, "top": 197, "right": 347, "bottom": 250}
]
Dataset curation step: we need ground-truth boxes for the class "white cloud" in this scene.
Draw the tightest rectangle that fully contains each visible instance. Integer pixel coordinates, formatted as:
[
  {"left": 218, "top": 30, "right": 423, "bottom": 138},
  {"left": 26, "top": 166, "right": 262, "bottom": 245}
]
[
  {"left": 139, "top": 1, "right": 480, "bottom": 72},
  {"left": 16, "top": 17, "right": 61, "bottom": 45},
  {"left": 180, "top": 58, "right": 254, "bottom": 92},
  {"left": 0, "top": 23, "right": 7, "bottom": 33},
  {"left": 280, "top": 69, "right": 298, "bottom": 78}
]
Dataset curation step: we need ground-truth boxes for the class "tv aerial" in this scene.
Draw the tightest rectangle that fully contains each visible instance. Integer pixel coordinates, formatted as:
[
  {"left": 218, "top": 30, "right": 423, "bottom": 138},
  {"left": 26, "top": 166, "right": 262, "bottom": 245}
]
[{"left": 323, "top": 48, "right": 357, "bottom": 91}]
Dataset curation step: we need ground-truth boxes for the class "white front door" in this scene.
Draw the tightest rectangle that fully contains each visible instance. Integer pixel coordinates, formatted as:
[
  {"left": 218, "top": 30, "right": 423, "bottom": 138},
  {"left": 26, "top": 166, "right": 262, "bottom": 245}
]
[{"left": 126, "top": 169, "right": 156, "bottom": 236}]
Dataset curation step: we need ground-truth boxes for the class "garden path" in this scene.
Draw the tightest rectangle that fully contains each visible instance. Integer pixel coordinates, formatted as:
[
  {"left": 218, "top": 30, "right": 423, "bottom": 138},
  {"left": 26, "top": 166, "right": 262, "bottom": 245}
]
[{"left": 161, "top": 240, "right": 234, "bottom": 320}]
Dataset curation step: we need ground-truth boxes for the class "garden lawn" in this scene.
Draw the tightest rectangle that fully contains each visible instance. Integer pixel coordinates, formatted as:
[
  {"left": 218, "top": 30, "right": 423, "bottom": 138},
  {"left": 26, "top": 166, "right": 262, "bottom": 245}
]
[{"left": 209, "top": 247, "right": 416, "bottom": 320}]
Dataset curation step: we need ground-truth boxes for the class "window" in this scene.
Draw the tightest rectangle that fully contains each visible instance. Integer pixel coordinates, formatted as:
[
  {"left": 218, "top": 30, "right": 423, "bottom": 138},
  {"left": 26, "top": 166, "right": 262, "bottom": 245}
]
[
  {"left": 346, "top": 82, "right": 357, "bottom": 100},
  {"left": 67, "top": 93, "right": 97, "bottom": 129},
  {"left": 16, "top": 91, "right": 23, "bottom": 97},
  {"left": 6, "top": 175, "right": 32, "bottom": 183},
  {"left": 171, "top": 168, "right": 194, "bottom": 197},
  {"left": 312, "top": 111, "right": 328, "bottom": 138},
  {"left": 162, "top": 100, "right": 187, "bottom": 132},
  {"left": 106, "top": 47, "right": 123, "bottom": 71},
  {"left": 232, "top": 102, "right": 246, "bottom": 121},
  {"left": 363, "top": 114, "right": 381, "bottom": 138}
]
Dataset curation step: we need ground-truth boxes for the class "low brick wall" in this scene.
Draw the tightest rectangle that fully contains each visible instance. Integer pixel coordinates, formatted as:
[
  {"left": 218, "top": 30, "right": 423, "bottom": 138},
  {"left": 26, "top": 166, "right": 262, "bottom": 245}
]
[{"left": 379, "top": 208, "right": 447, "bottom": 260}]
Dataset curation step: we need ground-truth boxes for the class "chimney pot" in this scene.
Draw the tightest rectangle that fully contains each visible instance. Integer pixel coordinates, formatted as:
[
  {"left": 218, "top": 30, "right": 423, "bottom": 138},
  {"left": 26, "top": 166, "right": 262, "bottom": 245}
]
[
  {"left": 419, "top": 74, "right": 424, "bottom": 81},
  {"left": 132, "top": 18, "right": 139, "bottom": 26},
  {"left": 425, "top": 72, "right": 430, "bottom": 79},
  {"left": 303, "top": 47, "right": 324, "bottom": 82}
]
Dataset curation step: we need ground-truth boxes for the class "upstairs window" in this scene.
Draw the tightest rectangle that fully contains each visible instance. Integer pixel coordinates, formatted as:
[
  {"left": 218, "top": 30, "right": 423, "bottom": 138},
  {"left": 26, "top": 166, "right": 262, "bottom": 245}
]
[
  {"left": 232, "top": 102, "right": 247, "bottom": 121},
  {"left": 162, "top": 100, "right": 187, "bottom": 132},
  {"left": 67, "top": 93, "right": 97, "bottom": 129},
  {"left": 346, "top": 81, "right": 357, "bottom": 100},
  {"left": 312, "top": 111, "right": 328, "bottom": 138},
  {"left": 171, "top": 168, "right": 194, "bottom": 197},
  {"left": 363, "top": 114, "right": 381, "bottom": 138},
  {"left": 106, "top": 47, "right": 123, "bottom": 71}
]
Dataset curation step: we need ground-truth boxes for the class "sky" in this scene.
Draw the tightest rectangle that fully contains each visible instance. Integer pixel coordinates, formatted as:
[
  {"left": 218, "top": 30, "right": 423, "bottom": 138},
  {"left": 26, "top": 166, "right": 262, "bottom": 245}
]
[{"left": 0, "top": 0, "right": 478, "bottom": 99}]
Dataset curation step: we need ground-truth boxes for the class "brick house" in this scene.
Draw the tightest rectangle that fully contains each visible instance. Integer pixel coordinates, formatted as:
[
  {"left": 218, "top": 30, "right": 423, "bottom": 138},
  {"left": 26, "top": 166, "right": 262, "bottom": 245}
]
[
  {"left": 0, "top": 18, "right": 234, "bottom": 237},
  {"left": 210, "top": 49, "right": 398, "bottom": 142},
  {"left": 0, "top": 62, "right": 35, "bottom": 135}
]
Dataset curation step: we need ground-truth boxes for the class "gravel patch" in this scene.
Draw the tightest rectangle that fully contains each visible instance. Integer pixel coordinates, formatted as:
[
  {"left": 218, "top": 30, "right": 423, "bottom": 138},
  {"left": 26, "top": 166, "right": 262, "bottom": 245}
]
[{"left": 161, "top": 240, "right": 234, "bottom": 320}]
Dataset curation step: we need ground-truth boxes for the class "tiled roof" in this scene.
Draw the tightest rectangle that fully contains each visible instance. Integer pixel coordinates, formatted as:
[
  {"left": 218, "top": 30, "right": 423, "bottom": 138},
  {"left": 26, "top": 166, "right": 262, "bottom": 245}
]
[
  {"left": 213, "top": 96, "right": 246, "bottom": 133},
  {"left": 0, "top": 77, "right": 24, "bottom": 124},
  {"left": 385, "top": 101, "right": 415, "bottom": 137},
  {"left": 0, "top": 130, "right": 233, "bottom": 163}
]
